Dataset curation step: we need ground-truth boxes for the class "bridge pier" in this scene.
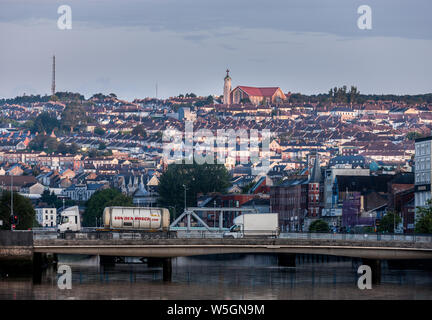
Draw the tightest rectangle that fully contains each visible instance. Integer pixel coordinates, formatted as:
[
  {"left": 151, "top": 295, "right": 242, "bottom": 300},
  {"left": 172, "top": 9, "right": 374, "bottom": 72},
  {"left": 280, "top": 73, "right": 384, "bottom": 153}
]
[
  {"left": 163, "top": 258, "right": 172, "bottom": 282},
  {"left": 362, "top": 258, "right": 381, "bottom": 284},
  {"left": 147, "top": 257, "right": 162, "bottom": 267},
  {"left": 99, "top": 255, "right": 116, "bottom": 265},
  {"left": 278, "top": 253, "right": 296, "bottom": 267},
  {"left": 32, "top": 252, "right": 43, "bottom": 283}
]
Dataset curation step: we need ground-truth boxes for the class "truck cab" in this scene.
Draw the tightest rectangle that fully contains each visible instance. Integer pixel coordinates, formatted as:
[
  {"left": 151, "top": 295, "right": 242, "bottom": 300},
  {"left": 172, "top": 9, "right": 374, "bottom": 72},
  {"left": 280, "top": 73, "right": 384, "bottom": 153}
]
[
  {"left": 223, "top": 223, "right": 243, "bottom": 239},
  {"left": 57, "top": 206, "right": 81, "bottom": 233}
]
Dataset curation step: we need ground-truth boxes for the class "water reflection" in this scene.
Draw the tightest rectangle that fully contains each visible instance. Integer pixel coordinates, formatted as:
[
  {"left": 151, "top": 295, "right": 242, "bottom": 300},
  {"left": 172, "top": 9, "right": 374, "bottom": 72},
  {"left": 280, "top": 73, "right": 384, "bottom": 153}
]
[{"left": 1, "top": 254, "right": 431, "bottom": 300}]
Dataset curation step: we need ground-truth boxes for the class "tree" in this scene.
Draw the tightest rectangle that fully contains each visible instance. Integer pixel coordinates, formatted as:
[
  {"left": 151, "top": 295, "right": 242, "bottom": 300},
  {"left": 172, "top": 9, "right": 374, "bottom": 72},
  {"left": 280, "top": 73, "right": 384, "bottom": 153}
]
[
  {"left": 406, "top": 131, "right": 423, "bottom": 141},
  {"left": 28, "top": 134, "right": 59, "bottom": 153},
  {"left": 57, "top": 142, "right": 79, "bottom": 155},
  {"left": 83, "top": 188, "right": 133, "bottom": 227},
  {"left": 132, "top": 124, "right": 147, "bottom": 137},
  {"left": 61, "top": 102, "right": 91, "bottom": 132},
  {"left": 348, "top": 86, "right": 360, "bottom": 104},
  {"left": 32, "top": 112, "right": 59, "bottom": 134},
  {"left": 0, "top": 191, "right": 37, "bottom": 230},
  {"left": 39, "top": 190, "right": 75, "bottom": 209},
  {"left": 94, "top": 127, "right": 106, "bottom": 136},
  {"left": 415, "top": 201, "right": 432, "bottom": 233},
  {"left": 308, "top": 219, "right": 330, "bottom": 233},
  {"left": 377, "top": 211, "right": 402, "bottom": 233},
  {"left": 158, "top": 163, "right": 231, "bottom": 216},
  {"left": 241, "top": 181, "right": 255, "bottom": 194}
]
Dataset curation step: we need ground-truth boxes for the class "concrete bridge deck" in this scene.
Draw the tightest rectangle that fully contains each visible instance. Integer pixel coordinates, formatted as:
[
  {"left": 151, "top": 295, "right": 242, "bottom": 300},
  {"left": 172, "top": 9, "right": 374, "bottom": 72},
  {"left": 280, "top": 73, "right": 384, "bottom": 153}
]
[{"left": 33, "top": 238, "right": 432, "bottom": 260}]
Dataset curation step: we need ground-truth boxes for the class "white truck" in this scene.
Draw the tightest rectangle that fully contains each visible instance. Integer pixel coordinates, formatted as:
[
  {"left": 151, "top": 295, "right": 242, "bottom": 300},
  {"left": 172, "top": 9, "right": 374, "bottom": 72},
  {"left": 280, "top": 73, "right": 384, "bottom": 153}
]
[
  {"left": 223, "top": 213, "right": 279, "bottom": 239},
  {"left": 57, "top": 206, "right": 81, "bottom": 232}
]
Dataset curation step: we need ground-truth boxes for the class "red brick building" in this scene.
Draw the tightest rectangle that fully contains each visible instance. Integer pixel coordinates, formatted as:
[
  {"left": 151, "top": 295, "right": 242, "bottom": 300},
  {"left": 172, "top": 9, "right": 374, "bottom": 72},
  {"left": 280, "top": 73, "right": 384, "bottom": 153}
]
[{"left": 270, "top": 176, "right": 308, "bottom": 232}]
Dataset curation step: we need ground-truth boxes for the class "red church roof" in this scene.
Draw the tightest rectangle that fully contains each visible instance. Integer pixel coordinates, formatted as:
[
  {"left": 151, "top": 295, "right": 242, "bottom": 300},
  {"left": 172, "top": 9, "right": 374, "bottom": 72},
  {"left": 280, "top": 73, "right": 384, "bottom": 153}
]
[{"left": 235, "top": 86, "right": 281, "bottom": 97}]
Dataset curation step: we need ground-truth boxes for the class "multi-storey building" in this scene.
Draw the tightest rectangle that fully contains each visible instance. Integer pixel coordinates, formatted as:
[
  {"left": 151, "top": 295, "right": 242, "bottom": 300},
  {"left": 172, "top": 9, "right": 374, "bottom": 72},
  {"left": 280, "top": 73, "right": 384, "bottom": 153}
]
[
  {"left": 35, "top": 207, "right": 57, "bottom": 228},
  {"left": 414, "top": 136, "right": 432, "bottom": 218},
  {"left": 270, "top": 177, "right": 308, "bottom": 232}
]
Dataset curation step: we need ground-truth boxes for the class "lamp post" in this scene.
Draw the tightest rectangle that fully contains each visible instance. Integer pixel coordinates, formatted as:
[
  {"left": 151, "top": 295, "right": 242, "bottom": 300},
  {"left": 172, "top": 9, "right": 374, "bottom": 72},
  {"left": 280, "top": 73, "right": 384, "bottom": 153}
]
[
  {"left": 182, "top": 184, "right": 187, "bottom": 211},
  {"left": 167, "top": 206, "right": 176, "bottom": 221},
  {"left": 10, "top": 175, "right": 14, "bottom": 231},
  {"left": 213, "top": 200, "right": 217, "bottom": 228}
]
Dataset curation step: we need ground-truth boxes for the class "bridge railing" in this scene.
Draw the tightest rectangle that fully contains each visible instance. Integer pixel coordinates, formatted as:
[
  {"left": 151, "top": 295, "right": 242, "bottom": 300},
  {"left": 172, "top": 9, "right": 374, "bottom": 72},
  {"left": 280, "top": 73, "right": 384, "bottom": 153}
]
[
  {"left": 279, "top": 232, "right": 432, "bottom": 243},
  {"left": 31, "top": 229, "right": 432, "bottom": 242}
]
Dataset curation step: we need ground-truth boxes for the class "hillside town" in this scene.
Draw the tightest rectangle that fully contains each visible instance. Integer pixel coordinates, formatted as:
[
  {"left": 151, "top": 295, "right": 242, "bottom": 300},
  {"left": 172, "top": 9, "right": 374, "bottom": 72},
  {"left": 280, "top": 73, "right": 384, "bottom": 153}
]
[{"left": 0, "top": 71, "right": 431, "bottom": 234}]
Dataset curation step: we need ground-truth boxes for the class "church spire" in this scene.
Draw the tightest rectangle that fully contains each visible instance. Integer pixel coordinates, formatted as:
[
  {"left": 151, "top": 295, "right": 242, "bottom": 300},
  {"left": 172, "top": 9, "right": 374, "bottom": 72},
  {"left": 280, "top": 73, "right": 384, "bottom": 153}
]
[
  {"left": 223, "top": 68, "right": 231, "bottom": 105},
  {"left": 225, "top": 69, "right": 231, "bottom": 79}
]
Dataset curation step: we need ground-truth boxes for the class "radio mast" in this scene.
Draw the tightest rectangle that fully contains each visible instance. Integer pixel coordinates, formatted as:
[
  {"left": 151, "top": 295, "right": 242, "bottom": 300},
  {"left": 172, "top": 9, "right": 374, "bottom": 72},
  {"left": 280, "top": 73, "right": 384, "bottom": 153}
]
[{"left": 51, "top": 55, "right": 56, "bottom": 96}]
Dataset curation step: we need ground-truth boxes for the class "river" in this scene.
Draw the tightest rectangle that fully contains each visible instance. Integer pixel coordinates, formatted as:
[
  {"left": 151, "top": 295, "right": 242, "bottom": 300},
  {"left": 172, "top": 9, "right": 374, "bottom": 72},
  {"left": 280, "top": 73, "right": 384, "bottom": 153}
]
[{"left": 0, "top": 254, "right": 431, "bottom": 300}]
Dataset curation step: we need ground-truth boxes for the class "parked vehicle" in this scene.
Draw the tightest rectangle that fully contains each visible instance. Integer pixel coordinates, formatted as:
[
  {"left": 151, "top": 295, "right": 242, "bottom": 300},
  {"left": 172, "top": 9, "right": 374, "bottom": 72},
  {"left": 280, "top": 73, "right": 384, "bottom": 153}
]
[{"left": 223, "top": 213, "right": 279, "bottom": 238}]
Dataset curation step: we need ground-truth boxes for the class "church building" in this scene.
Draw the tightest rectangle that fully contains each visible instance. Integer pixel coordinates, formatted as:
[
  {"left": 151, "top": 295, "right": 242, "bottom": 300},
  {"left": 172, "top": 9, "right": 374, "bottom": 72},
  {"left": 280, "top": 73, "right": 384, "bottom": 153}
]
[{"left": 223, "top": 70, "right": 287, "bottom": 106}]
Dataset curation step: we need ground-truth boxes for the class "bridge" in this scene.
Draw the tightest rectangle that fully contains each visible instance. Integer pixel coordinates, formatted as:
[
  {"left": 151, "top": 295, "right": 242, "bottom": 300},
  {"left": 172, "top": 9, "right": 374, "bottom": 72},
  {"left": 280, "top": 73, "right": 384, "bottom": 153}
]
[
  {"left": 2, "top": 230, "right": 432, "bottom": 283},
  {"left": 33, "top": 237, "right": 432, "bottom": 260}
]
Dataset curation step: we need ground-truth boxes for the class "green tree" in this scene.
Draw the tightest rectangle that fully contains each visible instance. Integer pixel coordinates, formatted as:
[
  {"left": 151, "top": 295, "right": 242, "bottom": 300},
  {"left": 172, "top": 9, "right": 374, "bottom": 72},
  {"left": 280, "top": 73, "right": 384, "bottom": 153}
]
[
  {"left": 132, "top": 124, "right": 147, "bottom": 137},
  {"left": 158, "top": 163, "right": 231, "bottom": 217},
  {"left": 57, "top": 142, "right": 79, "bottom": 155},
  {"left": 406, "top": 131, "right": 423, "bottom": 141},
  {"left": 377, "top": 211, "right": 402, "bottom": 233},
  {"left": 32, "top": 112, "right": 59, "bottom": 134},
  {"left": 241, "top": 181, "right": 255, "bottom": 194},
  {"left": 28, "top": 134, "right": 59, "bottom": 153},
  {"left": 415, "top": 201, "right": 432, "bottom": 233},
  {"left": 0, "top": 191, "right": 37, "bottom": 230},
  {"left": 98, "top": 142, "right": 107, "bottom": 150},
  {"left": 61, "top": 103, "right": 91, "bottom": 132},
  {"left": 309, "top": 219, "right": 330, "bottom": 233},
  {"left": 83, "top": 188, "right": 133, "bottom": 227},
  {"left": 94, "top": 127, "right": 106, "bottom": 136}
]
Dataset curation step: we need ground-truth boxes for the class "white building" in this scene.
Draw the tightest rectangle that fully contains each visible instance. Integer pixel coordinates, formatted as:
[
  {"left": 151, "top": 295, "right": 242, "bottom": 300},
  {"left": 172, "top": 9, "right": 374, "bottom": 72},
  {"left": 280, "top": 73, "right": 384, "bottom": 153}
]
[
  {"left": 414, "top": 136, "right": 432, "bottom": 217},
  {"left": 36, "top": 207, "right": 57, "bottom": 228}
]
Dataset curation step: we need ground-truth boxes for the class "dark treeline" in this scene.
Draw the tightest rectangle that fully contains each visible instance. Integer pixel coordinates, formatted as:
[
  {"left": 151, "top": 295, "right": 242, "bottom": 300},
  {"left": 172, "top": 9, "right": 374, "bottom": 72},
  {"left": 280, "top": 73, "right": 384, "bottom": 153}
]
[
  {"left": 2, "top": 89, "right": 432, "bottom": 106},
  {"left": 289, "top": 88, "right": 432, "bottom": 105},
  {"left": 0, "top": 94, "right": 51, "bottom": 105},
  {"left": 0, "top": 91, "right": 85, "bottom": 105}
]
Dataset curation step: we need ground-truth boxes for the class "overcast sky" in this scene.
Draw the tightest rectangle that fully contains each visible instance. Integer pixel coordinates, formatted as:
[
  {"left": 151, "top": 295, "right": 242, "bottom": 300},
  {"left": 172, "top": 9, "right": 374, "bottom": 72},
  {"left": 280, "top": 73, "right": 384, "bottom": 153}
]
[{"left": 0, "top": 0, "right": 431, "bottom": 100}]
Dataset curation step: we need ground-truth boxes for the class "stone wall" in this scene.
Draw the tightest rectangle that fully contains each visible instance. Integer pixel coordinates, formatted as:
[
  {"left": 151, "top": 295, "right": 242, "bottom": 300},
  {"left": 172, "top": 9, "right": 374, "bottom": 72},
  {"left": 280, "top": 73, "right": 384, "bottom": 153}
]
[
  {"left": 0, "top": 230, "right": 33, "bottom": 246},
  {"left": 0, "top": 230, "right": 34, "bottom": 262}
]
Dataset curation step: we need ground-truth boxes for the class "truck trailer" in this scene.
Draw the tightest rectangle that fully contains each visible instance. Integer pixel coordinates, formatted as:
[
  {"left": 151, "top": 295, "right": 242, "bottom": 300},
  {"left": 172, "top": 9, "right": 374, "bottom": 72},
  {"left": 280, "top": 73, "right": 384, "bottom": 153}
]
[
  {"left": 57, "top": 206, "right": 171, "bottom": 234},
  {"left": 223, "top": 213, "right": 279, "bottom": 238}
]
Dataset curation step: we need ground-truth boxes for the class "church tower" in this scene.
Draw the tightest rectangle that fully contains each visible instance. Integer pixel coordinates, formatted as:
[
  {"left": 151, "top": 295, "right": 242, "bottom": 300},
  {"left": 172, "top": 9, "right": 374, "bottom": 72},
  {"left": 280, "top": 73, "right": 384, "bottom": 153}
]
[{"left": 223, "top": 69, "right": 231, "bottom": 105}]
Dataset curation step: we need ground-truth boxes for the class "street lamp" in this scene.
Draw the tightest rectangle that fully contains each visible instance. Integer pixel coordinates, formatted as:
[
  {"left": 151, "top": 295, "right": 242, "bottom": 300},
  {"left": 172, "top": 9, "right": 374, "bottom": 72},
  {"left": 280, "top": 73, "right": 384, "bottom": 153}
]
[
  {"left": 10, "top": 175, "right": 14, "bottom": 231},
  {"left": 213, "top": 200, "right": 217, "bottom": 228},
  {"left": 182, "top": 184, "right": 187, "bottom": 211}
]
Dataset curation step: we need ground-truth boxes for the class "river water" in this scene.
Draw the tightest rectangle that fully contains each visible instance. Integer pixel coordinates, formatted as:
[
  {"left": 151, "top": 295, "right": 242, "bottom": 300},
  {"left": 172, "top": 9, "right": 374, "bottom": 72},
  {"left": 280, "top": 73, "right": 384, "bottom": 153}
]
[{"left": 0, "top": 254, "right": 431, "bottom": 300}]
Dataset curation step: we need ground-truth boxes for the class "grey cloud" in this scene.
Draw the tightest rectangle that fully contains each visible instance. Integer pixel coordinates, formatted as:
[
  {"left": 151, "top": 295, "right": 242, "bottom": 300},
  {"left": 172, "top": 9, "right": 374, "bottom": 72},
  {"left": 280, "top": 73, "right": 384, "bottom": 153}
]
[{"left": 1, "top": 0, "right": 431, "bottom": 39}]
